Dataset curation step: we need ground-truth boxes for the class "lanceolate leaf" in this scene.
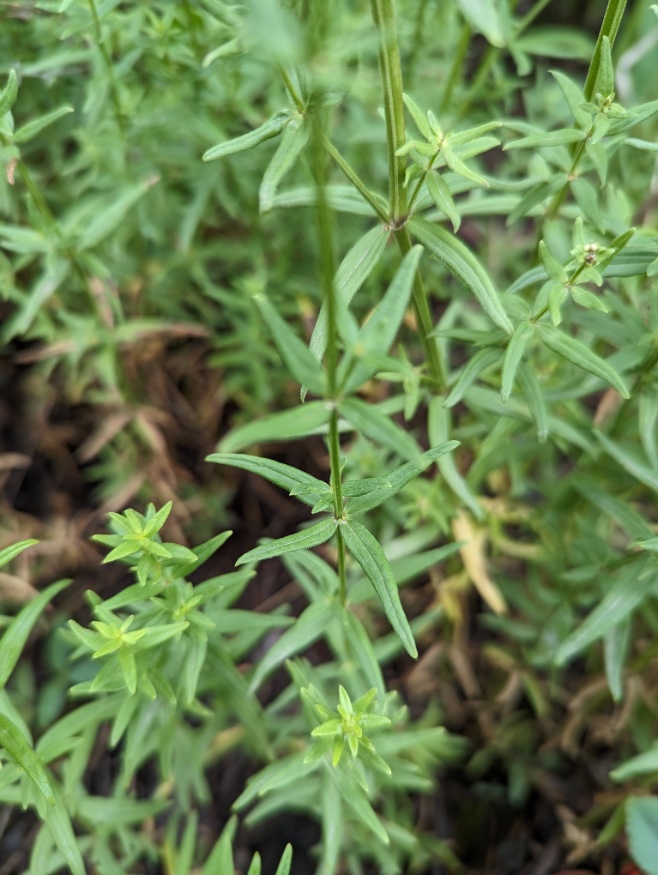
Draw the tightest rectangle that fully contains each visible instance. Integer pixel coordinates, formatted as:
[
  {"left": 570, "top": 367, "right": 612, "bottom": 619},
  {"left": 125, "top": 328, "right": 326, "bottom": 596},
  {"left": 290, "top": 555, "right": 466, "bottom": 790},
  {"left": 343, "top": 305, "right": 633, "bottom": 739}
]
[
  {"left": 0, "top": 538, "right": 38, "bottom": 570},
  {"left": 0, "top": 577, "right": 71, "bottom": 691},
  {"left": 409, "top": 217, "right": 513, "bottom": 334},
  {"left": 203, "top": 111, "right": 290, "bottom": 161},
  {"left": 0, "top": 713, "right": 54, "bottom": 803},
  {"left": 43, "top": 787, "right": 86, "bottom": 875},
  {"left": 206, "top": 453, "right": 327, "bottom": 507},
  {"left": 555, "top": 558, "right": 654, "bottom": 665},
  {"left": 310, "top": 225, "right": 389, "bottom": 365},
  {"left": 340, "top": 396, "right": 422, "bottom": 461},
  {"left": 236, "top": 518, "right": 337, "bottom": 566},
  {"left": 342, "top": 521, "right": 417, "bottom": 658},
  {"left": 536, "top": 323, "right": 630, "bottom": 398},
  {"left": 517, "top": 363, "right": 548, "bottom": 442},
  {"left": 253, "top": 295, "right": 325, "bottom": 394},
  {"left": 217, "top": 401, "right": 330, "bottom": 452},
  {"left": 13, "top": 106, "right": 73, "bottom": 143},
  {"left": 259, "top": 119, "right": 310, "bottom": 213},
  {"left": 501, "top": 321, "right": 534, "bottom": 402},
  {"left": 444, "top": 347, "right": 500, "bottom": 408},
  {"left": 340, "top": 245, "right": 423, "bottom": 392},
  {"left": 604, "top": 616, "right": 630, "bottom": 703},
  {"left": 347, "top": 441, "right": 459, "bottom": 515}
]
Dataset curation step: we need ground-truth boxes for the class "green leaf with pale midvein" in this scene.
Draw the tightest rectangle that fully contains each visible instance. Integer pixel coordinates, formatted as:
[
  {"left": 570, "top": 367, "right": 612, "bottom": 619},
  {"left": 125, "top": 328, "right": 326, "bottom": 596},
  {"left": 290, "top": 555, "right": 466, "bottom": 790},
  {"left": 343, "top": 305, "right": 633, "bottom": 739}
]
[
  {"left": 310, "top": 225, "right": 389, "bottom": 365},
  {"left": 536, "top": 323, "right": 630, "bottom": 398},
  {"left": 236, "top": 518, "right": 337, "bottom": 566},
  {"left": 0, "top": 577, "right": 70, "bottom": 691},
  {"left": 218, "top": 401, "right": 330, "bottom": 452},
  {"left": 207, "top": 453, "right": 327, "bottom": 507},
  {"left": 555, "top": 558, "right": 653, "bottom": 666},
  {"left": 0, "top": 713, "right": 54, "bottom": 802},
  {"left": 408, "top": 217, "right": 513, "bottom": 334},
  {"left": 42, "top": 785, "right": 85, "bottom": 875},
  {"left": 254, "top": 295, "right": 325, "bottom": 394},
  {"left": 604, "top": 616, "right": 630, "bottom": 703},
  {"left": 342, "top": 521, "right": 417, "bottom": 658}
]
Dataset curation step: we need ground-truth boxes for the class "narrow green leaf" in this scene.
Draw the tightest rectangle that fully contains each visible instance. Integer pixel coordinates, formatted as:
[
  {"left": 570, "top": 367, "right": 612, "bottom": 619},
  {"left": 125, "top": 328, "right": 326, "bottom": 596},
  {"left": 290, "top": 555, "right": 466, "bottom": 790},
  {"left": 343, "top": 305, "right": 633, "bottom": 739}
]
[
  {"left": 310, "top": 225, "right": 389, "bottom": 365},
  {"left": 409, "top": 217, "right": 513, "bottom": 334},
  {"left": 503, "top": 128, "right": 585, "bottom": 150},
  {"left": 550, "top": 70, "right": 591, "bottom": 128},
  {"left": 249, "top": 601, "right": 335, "bottom": 692},
  {"left": 571, "top": 286, "right": 608, "bottom": 312},
  {"left": 203, "top": 112, "right": 290, "bottom": 161},
  {"left": 347, "top": 441, "right": 459, "bottom": 516},
  {"left": 340, "top": 396, "right": 422, "bottom": 461},
  {"left": 441, "top": 141, "right": 489, "bottom": 187},
  {"left": 604, "top": 616, "right": 630, "bottom": 703},
  {"left": 595, "top": 432, "right": 658, "bottom": 494},
  {"left": 13, "top": 106, "right": 73, "bottom": 143},
  {"left": 0, "top": 713, "right": 54, "bottom": 802},
  {"left": 254, "top": 294, "right": 325, "bottom": 394},
  {"left": 517, "top": 363, "right": 548, "bottom": 442},
  {"left": 342, "top": 521, "right": 417, "bottom": 658},
  {"left": 536, "top": 323, "right": 630, "bottom": 398},
  {"left": 402, "top": 93, "right": 433, "bottom": 140},
  {"left": 0, "top": 70, "right": 18, "bottom": 116},
  {"left": 0, "top": 538, "right": 38, "bottom": 569},
  {"left": 218, "top": 401, "right": 331, "bottom": 452},
  {"left": 236, "top": 518, "right": 337, "bottom": 566},
  {"left": 200, "top": 815, "right": 236, "bottom": 875},
  {"left": 246, "top": 853, "right": 262, "bottom": 875},
  {"left": 626, "top": 797, "right": 658, "bottom": 875},
  {"left": 274, "top": 844, "right": 293, "bottom": 875},
  {"left": 43, "top": 787, "right": 85, "bottom": 875},
  {"left": 78, "top": 178, "right": 158, "bottom": 250},
  {"left": 260, "top": 119, "right": 309, "bottom": 213},
  {"left": 426, "top": 172, "right": 460, "bottom": 233},
  {"left": 594, "top": 35, "right": 614, "bottom": 98},
  {"left": 327, "top": 766, "right": 389, "bottom": 844},
  {"left": 611, "top": 746, "right": 658, "bottom": 781},
  {"left": 506, "top": 177, "right": 563, "bottom": 225},
  {"left": 555, "top": 558, "right": 653, "bottom": 665},
  {"left": 0, "top": 578, "right": 70, "bottom": 691},
  {"left": 538, "top": 241, "right": 567, "bottom": 282},
  {"left": 445, "top": 347, "right": 500, "bottom": 408},
  {"left": 501, "top": 322, "right": 534, "bottom": 402},
  {"left": 207, "top": 453, "right": 327, "bottom": 507}
]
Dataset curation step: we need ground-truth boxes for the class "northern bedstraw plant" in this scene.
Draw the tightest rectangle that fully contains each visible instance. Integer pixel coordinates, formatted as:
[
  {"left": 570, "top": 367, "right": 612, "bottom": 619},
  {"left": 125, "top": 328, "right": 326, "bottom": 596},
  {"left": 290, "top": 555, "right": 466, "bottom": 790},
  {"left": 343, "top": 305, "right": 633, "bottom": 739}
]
[{"left": 2, "top": 0, "right": 658, "bottom": 872}]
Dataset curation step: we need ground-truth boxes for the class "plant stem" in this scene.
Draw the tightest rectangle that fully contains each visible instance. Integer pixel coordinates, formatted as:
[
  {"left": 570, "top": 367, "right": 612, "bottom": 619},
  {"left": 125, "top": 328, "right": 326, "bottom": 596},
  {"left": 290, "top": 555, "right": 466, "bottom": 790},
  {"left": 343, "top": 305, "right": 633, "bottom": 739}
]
[
  {"left": 371, "top": 0, "right": 445, "bottom": 390},
  {"left": 319, "top": 131, "right": 389, "bottom": 222},
  {"left": 370, "top": 0, "right": 407, "bottom": 224},
  {"left": 583, "top": 0, "right": 628, "bottom": 102},
  {"left": 313, "top": 120, "right": 348, "bottom": 605},
  {"left": 440, "top": 23, "right": 471, "bottom": 115}
]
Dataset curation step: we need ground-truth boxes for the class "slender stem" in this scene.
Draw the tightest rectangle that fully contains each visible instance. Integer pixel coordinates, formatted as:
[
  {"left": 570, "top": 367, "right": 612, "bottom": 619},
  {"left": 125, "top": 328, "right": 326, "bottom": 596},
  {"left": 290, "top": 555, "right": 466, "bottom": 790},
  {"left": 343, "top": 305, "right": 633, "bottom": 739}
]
[
  {"left": 404, "top": 0, "right": 430, "bottom": 89},
  {"left": 371, "top": 0, "right": 445, "bottom": 391},
  {"left": 319, "top": 131, "right": 389, "bottom": 223},
  {"left": 279, "top": 66, "right": 305, "bottom": 112},
  {"left": 370, "top": 0, "right": 407, "bottom": 224},
  {"left": 313, "top": 120, "right": 348, "bottom": 604},
  {"left": 407, "top": 147, "right": 441, "bottom": 214}
]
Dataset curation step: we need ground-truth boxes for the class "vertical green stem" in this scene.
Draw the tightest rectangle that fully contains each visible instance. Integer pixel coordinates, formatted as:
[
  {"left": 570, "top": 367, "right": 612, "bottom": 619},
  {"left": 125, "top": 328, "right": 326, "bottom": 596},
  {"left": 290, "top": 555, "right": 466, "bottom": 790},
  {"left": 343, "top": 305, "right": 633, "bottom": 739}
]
[
  {"left": 313, "top": 119, "right": 348, "bottom": 605},
  {"left": 370, "top": 0, "right": 445, "bottom": 390},
  {"left": 370, "top": 0, "right": 407, "bottom": 224}
]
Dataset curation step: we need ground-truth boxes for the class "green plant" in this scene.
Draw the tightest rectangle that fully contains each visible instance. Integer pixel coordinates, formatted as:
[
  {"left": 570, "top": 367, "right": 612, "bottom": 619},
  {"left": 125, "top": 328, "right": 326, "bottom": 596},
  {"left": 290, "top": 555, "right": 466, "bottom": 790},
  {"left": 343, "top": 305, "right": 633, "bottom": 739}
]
[{"left": 2, "top": 0, "right": 658, "bottom": 872}]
